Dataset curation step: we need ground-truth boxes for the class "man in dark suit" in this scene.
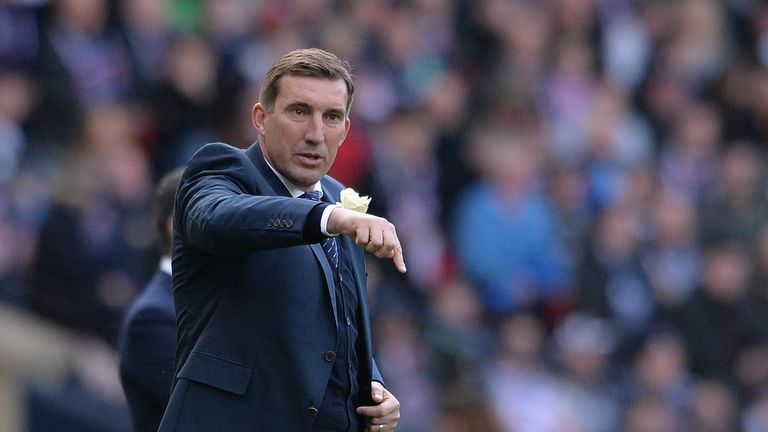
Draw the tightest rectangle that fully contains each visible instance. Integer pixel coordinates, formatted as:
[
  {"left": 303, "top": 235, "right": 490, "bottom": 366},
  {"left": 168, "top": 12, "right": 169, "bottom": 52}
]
[
  {"left": 118, "top": 169, "right": 182, "bottom": 432},
  {"left": 159, "top": 48, "right": 402, "bottom": 431}
]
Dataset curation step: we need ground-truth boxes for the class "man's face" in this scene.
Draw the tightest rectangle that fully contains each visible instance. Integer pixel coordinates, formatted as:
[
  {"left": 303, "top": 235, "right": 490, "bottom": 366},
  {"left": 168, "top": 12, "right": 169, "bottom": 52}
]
[{"left": 252, "top": 75, "right": 350, "bottom": 190}]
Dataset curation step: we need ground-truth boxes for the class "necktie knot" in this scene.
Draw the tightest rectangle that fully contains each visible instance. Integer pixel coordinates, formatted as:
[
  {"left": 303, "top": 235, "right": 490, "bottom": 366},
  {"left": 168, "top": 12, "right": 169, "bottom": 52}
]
[{"left": 301, "top": 190, "right": 322, "bottom": 202}]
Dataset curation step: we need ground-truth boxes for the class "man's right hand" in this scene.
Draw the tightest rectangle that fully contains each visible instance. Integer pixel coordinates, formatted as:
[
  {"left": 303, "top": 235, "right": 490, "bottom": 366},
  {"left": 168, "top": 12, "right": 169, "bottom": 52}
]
[{"left": 327, "top": 207, "right": 406, "bottom": 273}]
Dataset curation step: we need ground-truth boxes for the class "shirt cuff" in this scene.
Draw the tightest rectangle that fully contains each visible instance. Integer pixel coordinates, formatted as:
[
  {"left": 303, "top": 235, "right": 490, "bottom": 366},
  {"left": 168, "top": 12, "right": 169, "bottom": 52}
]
[{"left": 320, "top": 204, "right": 340, "bottom": 237}]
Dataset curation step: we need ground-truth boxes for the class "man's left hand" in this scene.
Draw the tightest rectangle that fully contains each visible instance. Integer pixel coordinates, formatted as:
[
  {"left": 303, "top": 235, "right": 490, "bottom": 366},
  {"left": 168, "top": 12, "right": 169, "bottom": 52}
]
[{"left": 356, "top": 381, "right": 400, "bottom": 431}]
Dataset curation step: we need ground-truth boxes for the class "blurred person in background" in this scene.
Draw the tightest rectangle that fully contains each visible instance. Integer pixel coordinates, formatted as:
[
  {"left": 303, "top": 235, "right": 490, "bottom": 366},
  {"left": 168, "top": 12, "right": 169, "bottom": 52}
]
[
  {"left": 150, "top": 34, "right": 221, "bottom": 176},
  {"left": 0, "top": 0, "right": 43, "bottom": 69},
  {"left": 0, "top": 68, "right": 36, "bottom": 304},
  {"left": 754, "top": 226, "right": 768, "bottom": 315},
  {"left": 658, "top": 101, "right": 722, "bottom": 202},
  {"left": 28, "top": 103, "right": 156, "bottom": 345},
  {"left": 642, "top": 190, "right": 701, "bottom": 309},
  {"left": 663, "top": 0, "right": 730, "bottom": 90},
  {"left": 31, "top": 0, "right": 134, "bottom": 145},
  {"left": 423, "top": 70, "right": 474, "bottom": 230},
  {"left": 0, "top": 68, "right": 32, "bottom": 185},
  {"left": 485, "top": 312, "right": 577, "bottom": 432},
  {"left": 425, "top": 277, "right": 493, "bottom": 391},
  {"left": 687, "top": 379, "right": 738, "bottom": 432},
  {"left": 434, "top": 388, "right": 504, "bottom": 432},
  {"left": 580, "top": 83, "right": 654, "bottom": 214},
  {"left": 118, "top": 0, "right": 178, "bottom": 98},
  {"left": 553, "top": 313, "right": 621, "bottom": 432},
  {"left": 598, "top": 0, "right": 652, "bottom": 92},
  {"left": 574, "top": 202, "right": 654, "bottom": 349},
  {"left": 118, "top": 168, "right": 182, "bottom": 432},
  {"left": 623, "top": 395, "right": 684, "bottom": 432},
  {"left": 617, "top": 329, "right": 696, "bottom": 421},
  {"left": 743, "top": 390, "right": 768, "bottom": 432},
  {"left": 699, "top": 142, "right": 768, "bottom": 248},
  {"left": 453, "top": 122, "right": 570, "bottom": 318},
  {"left": 672, "top": 238, "right": 768, "bottom": 386},
  {"left": 368, "top": 109, "right": 445, "bottom": 290},
  {"left": 373, "top": 308, "right": 435, "bottom": 432}
]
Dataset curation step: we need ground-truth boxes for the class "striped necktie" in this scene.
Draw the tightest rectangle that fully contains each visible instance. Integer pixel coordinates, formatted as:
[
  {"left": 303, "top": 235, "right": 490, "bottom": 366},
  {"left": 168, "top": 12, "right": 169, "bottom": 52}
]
[{"left": 300, "top": 190, "right": 339, "bottom": 271}]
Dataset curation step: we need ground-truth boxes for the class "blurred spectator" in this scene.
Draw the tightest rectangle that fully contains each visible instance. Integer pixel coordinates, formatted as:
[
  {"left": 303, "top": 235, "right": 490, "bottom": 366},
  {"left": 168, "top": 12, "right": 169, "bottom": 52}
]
[
  {"left": 580, "top": 83, "right": 654, "bottom": 213},
  {"left": 485, "top": 312, "right": 577, "bottom": 432},
  {"left": 623, "top": 395, "right": 685, "bottom": 432},
  {"left": 743, "top": 390, "right": 768, "bottom": 432},
  {"left": 150, "top": 34, "right": 220, "bottom": 174},
  {"left": 374, "top": 308, "right": 436, "bottom": 432},
  {"left": 687, "top": 379, "right": 739, "bottom": 432},
  {"left": 672, "top": 239, "right": 768, "bottom": 384},
  {"left": 599, "top": 0, "right": 651, "bottom": 91},
  {"left": 642, "top": 191, "right": 701, "bottom": 308},
  {"left": 658, "top": 101, "right": 722, "bottom": 202},
  {"left": 28, "top": 104, "right": 156, "bottom": 345},
  {"left": 423, "top": 70, "right": 474, "bottom": 228},
  {"left": 454, "top": 123, "right": 570, "bottom": 316},
  {"left": 118, "top": 0, "right": 177, "bottom": 97},
  {"left": 425, "top": 277, "right": 493, "bottom": 388},
  {"left": 699, "top": 142, "right": 768, "bottom": 247},
  {"left": 574, "top": 203, "right": 654, "bottom": 342},
  {"left": 31, "top": 0, "right": 134, "bottom": 144},
  {"left": 617, "top": 329, "right": 695, "bottom": 420},
  {"left": 117, "top": 168, "right": 181, "bottom": 432},
  {"left": 369, "top": 110, "right": 446, "bottom": 290},
  {"left": 434, "top": 386, "right": 504, "bottom": 432},
  {"left": 0, "top": 0, "right": 44, "bottom": 68},
  {"left": 543, "top": 37, "right": 599, "bottom": 163},
  {"left": 0, "top": 68, "right": 32, "bottom": 184},
  {"left": 553, "top": 313, "right": 621, "bottom": 432},
  {"left": 664, "top": 0, "right": 730, "bottom": 89},
  {"left": 0, "top": 216, "right": 25, "bottom": 304}
]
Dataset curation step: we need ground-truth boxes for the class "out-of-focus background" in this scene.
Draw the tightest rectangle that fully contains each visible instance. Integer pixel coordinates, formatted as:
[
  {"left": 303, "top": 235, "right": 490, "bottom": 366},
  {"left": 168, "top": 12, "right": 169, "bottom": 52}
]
[{"left": 2, "top": 0, "right": 768, "bottom": 431}]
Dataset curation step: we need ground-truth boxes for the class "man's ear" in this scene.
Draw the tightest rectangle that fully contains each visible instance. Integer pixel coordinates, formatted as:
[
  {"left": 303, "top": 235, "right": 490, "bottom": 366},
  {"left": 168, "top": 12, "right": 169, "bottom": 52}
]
[
  {"left": 252, "top": 103, "right": 266, "bottom": 135},
  {"left": 339, "top": 117, "right": 351, "bottom": 147}
]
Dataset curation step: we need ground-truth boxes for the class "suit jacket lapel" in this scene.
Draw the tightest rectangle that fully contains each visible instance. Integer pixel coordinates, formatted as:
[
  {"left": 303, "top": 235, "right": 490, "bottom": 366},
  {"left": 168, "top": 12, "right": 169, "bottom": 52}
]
[
  {"left": 317, "top": 179, "right": 341, "bottom": 324},
  {"left": 310, "top": 242, "right": 338, "bottom": 324}
]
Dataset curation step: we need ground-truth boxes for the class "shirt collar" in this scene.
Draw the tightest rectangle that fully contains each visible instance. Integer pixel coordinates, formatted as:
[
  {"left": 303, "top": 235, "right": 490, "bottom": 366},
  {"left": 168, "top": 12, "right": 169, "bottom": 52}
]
[
  {"left": 160, "top": 256, "right": 172, "bottom": 276},
  {"left": 263, "top": 158, "right": 323, "bottom": 199}
]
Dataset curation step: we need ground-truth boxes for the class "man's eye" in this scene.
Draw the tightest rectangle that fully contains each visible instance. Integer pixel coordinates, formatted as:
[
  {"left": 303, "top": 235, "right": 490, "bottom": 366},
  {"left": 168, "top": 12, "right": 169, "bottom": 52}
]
[{"left": 292, "top": 108, "right": 305, "bottom": 115}]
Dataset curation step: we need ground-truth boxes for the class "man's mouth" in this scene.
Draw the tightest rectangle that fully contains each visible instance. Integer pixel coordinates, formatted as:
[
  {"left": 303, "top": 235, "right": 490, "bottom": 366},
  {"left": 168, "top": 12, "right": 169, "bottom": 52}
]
[{"left": 295, "top": 153, "right": 324, "bottom": 165}]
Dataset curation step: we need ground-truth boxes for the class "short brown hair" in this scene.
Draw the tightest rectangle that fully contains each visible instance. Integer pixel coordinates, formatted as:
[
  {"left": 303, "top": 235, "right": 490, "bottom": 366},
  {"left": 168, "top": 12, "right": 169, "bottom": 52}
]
[{"left": 259, "top": 48, "right": 355, "bottom": 116}]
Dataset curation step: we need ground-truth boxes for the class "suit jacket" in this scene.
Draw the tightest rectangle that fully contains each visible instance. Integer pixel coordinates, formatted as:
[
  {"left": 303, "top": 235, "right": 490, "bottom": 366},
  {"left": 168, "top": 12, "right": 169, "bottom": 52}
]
[
  {"left": 158, "top": 143, "right": 382, "bottom": 431},
  {"left": 118, "top": 268, "right": 176, "bottom": 432}
]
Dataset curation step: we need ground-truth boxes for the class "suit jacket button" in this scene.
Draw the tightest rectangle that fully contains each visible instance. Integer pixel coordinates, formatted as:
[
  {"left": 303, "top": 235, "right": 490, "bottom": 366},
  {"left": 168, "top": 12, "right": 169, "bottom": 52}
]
[
  {"left": 324, "top": 351, "right": 336, "bottom": 362},
  {"left": 308, "top": 407, "right": 318, "bottom": 416}
]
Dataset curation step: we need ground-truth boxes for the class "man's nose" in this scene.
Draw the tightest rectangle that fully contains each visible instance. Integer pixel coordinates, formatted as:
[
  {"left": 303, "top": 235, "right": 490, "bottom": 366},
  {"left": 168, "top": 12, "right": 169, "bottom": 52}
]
[{"left": 304, "top": 113, "right": 324, "bottom": 144}]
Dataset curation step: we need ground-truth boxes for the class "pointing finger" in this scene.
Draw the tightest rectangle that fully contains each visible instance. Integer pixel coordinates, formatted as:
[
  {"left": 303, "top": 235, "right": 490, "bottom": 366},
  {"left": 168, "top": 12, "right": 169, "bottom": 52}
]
[{"left": 393, "top": 245, "right": 406, "bottom": 273}]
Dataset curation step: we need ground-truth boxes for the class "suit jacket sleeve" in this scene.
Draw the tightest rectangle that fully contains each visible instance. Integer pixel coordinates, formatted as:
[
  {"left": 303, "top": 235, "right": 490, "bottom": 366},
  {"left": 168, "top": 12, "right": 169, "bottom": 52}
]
[{"left": 176, "top": 143, "right": 324, "bottom": 256}]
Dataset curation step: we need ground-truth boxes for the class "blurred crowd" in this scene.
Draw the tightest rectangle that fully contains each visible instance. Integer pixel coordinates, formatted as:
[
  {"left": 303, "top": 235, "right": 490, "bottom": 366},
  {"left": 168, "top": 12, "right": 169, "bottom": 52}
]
[{"left": 3, "top": 0, "right": 768, "bottom": 430}]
